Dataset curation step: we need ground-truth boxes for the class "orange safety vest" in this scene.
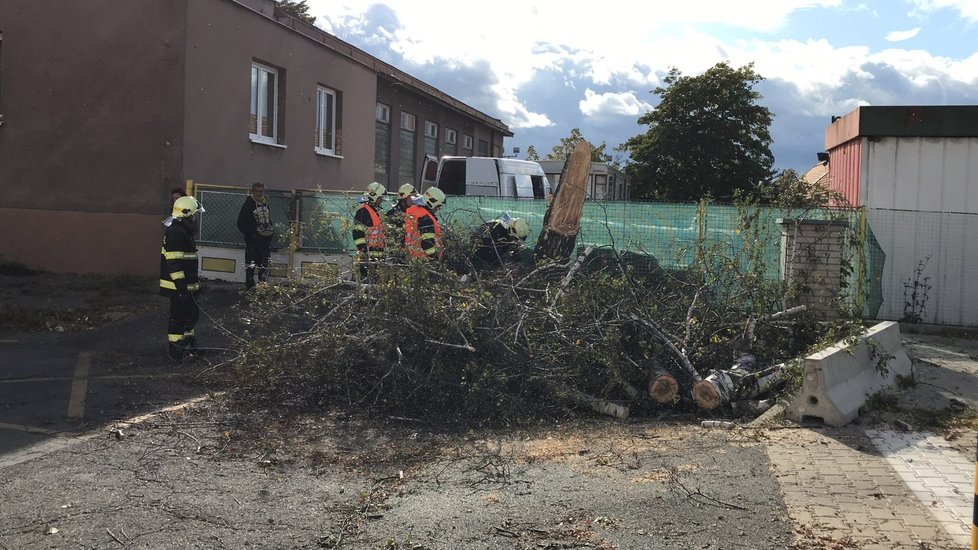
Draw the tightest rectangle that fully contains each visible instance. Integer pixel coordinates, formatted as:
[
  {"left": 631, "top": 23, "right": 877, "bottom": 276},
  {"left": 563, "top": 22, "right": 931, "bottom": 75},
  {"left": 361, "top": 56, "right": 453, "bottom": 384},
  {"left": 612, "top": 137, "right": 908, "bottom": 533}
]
[
  {"left": 404, "top": 205, "right": 442, "bottom": 259},
  {"left": 357, "top": 203, "right": 385, "bottom": 258}
]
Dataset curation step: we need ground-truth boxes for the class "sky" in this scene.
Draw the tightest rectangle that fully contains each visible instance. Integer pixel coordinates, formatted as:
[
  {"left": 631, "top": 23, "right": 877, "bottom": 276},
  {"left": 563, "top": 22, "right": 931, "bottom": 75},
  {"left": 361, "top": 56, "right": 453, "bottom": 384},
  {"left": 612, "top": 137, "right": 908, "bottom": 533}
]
[{"left": 305, "top": 0, "right": 978, "bottom": 172}]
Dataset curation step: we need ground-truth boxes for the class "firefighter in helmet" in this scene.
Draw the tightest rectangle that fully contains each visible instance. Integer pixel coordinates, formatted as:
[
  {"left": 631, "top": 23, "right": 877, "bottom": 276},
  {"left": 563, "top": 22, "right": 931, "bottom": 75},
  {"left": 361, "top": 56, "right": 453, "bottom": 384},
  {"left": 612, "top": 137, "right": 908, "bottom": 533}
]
[
  {"left": 160, "top": 195, "right": 204, "bottom": 361},
  {"left": 352, "top": 182, "right": 386, "bottom": 281},
  {"left": 470, "top": 213, "right": 530, "bottom": 271},
  {"left": 386, "top": 183, "right": 417, "bottom": 222},
  {"left": 404, "top": 187, "right": 445, "bottom": 260}
]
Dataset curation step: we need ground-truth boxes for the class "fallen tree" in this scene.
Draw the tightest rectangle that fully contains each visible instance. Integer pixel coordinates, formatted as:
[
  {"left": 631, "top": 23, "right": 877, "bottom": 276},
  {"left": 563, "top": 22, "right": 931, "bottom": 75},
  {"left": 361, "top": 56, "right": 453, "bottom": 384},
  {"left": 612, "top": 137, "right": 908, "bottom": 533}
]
[{"left": 219, "top": 199, "right": 860, "bottom": 425}]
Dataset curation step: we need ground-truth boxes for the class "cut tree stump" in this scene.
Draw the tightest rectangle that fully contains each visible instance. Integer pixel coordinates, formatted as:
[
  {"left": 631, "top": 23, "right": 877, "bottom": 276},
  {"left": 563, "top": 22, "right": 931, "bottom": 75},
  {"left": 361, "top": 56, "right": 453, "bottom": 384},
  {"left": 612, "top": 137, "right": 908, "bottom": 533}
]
[
  {"left": 648, "top": 367, "right": 679, "bottom": 404},
  {"left": 534, "top": 141, "right": 591, "bottom": 264},
  {"left": 692, "top": 360, "right": 785, "bottom": 410}
]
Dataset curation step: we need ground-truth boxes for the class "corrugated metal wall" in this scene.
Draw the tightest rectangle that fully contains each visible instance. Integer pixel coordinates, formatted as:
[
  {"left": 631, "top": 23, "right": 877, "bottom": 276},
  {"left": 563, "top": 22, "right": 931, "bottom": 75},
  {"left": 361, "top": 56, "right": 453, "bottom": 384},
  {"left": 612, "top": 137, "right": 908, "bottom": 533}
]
[
  {"left": 827, "top": 139, "right": 862, "bottom": 206},
  {"left": 861, "top": 137, "right": 978, "bottom": 326}
]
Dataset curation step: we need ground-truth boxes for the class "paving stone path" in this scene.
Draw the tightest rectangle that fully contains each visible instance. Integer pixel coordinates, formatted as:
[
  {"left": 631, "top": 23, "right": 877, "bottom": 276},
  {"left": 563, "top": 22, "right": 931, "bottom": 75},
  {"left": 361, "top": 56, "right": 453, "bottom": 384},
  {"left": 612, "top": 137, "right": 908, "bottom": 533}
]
[{"left": 766, "top": 426, "right": 972, "bottom": 549}]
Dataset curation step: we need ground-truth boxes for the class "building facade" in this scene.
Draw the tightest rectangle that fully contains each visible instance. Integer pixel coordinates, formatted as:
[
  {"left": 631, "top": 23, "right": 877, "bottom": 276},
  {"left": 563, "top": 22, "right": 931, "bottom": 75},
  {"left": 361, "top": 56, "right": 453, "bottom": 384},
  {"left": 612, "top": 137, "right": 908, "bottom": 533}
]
[{"left": 0, "top": 0, "right": 511, "bottom": 275}]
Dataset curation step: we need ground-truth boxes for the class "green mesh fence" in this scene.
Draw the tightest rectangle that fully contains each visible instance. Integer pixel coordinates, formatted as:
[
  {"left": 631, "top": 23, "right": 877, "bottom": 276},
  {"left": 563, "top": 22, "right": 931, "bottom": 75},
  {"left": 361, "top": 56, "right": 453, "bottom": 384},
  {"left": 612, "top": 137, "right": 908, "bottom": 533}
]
[
  {"left": 193, "top": 184, "right": 881, "bottom": 318},
  {"left": 196, "top": 187, "right": 292, "bottom": 249}
]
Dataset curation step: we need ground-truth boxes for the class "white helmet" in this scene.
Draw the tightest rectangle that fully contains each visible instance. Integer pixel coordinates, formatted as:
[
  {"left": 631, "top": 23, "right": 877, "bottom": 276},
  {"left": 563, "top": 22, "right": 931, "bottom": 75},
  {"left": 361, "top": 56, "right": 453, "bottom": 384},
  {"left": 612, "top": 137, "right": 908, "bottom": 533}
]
[
  {"left": 172, "top": 196, "right": 204, "bottom": 218},
  {"left": 423, "top": 187, "right": 446, "bottom": 209},
  {"left": 398, "top": 183, "right": 415, "bottom": 198},
  {"left": 509, "top": 218, "right": 529, "bottom": 240},
  {"left": 365, "top": 182, "right": 386, "bottom": 201}
]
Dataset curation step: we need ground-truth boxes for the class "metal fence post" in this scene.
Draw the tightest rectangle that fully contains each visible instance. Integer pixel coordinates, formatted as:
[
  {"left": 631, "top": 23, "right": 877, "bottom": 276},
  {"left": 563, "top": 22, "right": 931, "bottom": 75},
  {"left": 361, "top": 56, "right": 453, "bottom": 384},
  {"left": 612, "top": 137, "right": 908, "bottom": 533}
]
[{"left": 972, "top": 421, "right": 977, "bottom": 550}]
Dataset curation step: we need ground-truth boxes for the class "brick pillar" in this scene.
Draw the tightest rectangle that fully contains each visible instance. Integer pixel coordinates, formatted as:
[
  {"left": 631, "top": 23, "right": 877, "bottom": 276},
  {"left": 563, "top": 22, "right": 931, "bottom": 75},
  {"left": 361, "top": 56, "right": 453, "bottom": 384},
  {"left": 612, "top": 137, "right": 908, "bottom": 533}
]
[{"left": 780, "top": 219, "right": 848, "bottom": 320}]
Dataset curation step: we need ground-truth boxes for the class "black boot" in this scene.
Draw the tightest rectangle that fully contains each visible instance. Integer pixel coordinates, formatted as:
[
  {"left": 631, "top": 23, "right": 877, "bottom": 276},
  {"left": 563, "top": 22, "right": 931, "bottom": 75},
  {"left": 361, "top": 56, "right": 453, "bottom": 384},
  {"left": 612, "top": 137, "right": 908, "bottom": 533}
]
[{"left": 168, "top": 343, "right": 185, "bottom": 362}]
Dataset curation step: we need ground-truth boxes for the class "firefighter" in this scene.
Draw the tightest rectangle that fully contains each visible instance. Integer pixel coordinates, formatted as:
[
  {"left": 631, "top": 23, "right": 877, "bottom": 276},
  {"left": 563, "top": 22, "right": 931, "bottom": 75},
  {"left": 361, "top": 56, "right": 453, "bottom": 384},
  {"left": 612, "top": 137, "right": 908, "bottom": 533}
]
[
  {"left": 160, "top": 195, "right": 204, "bottom": 362},
  {"left": 385, "top": 183, "right": 417, "bottom": 222},
  {"left": 470, "top": 214, "right": 529, "bottom": 271},
  {"left": 404, "top": 187, "right": 445, "bottom": 260},
  {"left": 352, "top": 182, "right": 386, "bottom": 282}
]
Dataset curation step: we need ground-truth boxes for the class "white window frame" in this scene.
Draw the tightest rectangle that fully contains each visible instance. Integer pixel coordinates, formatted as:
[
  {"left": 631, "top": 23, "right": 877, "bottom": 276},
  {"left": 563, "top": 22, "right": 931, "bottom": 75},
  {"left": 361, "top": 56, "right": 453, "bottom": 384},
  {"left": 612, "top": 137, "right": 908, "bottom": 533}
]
[
  {"left": 315, "top": 86, "right": 337, "bottom": 156},
  {"left": 376, "top": 103, "right": 390, "bottom": 123},
  {"left": 424, "top": 121, "right": 438, "bottom": 139},
  {"left": 463, "top": 135, "right": 473, "bottom": 150},
  {"left": 445, "top": 128, "right": 457, "bottom": 145},
  {"left": 401, "top": 112, "right": 416, "bottom": 131},
  {"left": 250, "top": 62, "right": 279, "bottom": 145}
]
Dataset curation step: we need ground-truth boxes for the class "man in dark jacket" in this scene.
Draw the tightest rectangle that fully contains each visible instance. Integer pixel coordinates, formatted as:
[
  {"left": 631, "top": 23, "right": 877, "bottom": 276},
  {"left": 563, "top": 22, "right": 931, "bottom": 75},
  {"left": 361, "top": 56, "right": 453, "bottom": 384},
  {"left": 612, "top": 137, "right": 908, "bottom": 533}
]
[
  {"left": 236, "top": 182, "right": 275, "bottom": 290},
  {"left": 160, "top": 196, "right": 204, "bottom": 361}
]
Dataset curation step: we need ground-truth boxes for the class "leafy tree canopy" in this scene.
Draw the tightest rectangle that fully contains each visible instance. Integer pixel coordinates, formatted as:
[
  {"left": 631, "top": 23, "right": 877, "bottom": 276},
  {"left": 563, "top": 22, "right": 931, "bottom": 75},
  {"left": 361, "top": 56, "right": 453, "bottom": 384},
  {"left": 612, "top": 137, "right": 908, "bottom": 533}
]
[
  {"left": 277, "top": 0, "right": 316, "bottom": 25},
  {"left": 624, "top": 62, "right": 775, "bottom": 201},
  {"left": 524, "top": 145, "right": 541, "bottom": 161},
  {"left": 751, "top": 169, "right": 846, "bottom": 208},
  {"left": 534, "top": 128, "right": 612, "bottom": 163}
]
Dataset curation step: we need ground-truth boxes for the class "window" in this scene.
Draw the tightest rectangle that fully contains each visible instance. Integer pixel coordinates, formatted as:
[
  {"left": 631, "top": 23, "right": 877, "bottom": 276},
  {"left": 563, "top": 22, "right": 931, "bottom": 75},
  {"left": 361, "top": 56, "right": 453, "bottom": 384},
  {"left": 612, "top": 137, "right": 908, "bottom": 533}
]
[
  {"left": 315, "top": 86, "right": 337, "bottom": 155},
  {"left": 374, "top": 103, "right": 391, "bottom": 181},
  {"left": 399, "top": 111, "right": 417, "bottom": 184},
  {"left": 401, "top": 112, "right": 415, "bottom": 131},
  {"left": 478, "top": 139, "right": 489, "bottom": 157},
  {"left": 424, "top": 121, "right": 438, "bottom": 156},
  {"left": 444, "top": 128, "right": 457, "bottom": 156},
  {"left": 463, "top": 134, "right": 473, "bottom": 154},
  {"left": 376, "top": 103, "right": 390, "bottom": 124},
  {"left": 250, "top": 62, "right": 280, "bottom": 144},
  {"left": 493, "top": 144, "right": 501, "bottom": 157}
]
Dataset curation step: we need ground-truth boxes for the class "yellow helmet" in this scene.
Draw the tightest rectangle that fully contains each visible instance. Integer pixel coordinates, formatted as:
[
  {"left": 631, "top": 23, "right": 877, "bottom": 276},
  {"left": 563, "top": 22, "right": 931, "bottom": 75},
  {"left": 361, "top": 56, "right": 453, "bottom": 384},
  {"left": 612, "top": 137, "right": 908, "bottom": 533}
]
[
  {"left": 365, "top": 182, "right": 387, "bottom": 201},
  {"left": 509, "top": 218, "right": 529, "bottom": 240},
  {"left": 424, "top": 187, "right": 446, "bottom": 209},
  {"left": 398, "top": 183, "right": 415, "bottom": 198},
  {"left": 172, "top": 196, "right": 204, "bottom": 218}
]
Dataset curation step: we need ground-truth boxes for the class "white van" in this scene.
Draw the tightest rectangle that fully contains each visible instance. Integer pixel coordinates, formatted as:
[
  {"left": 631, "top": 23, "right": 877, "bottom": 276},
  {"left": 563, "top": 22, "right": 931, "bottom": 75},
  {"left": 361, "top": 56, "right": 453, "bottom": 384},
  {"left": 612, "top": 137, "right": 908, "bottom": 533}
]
[{"left": 419, "top": 155, "right": 553, "bottom": 199}]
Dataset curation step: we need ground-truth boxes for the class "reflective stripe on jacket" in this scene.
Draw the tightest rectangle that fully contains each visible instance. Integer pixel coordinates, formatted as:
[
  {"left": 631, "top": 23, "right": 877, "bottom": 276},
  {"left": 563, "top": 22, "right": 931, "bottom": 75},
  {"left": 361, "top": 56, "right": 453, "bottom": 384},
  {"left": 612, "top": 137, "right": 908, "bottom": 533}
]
[
  {"left": 404, "top": 205, "right": 442, "bottom": 259},
  {"left": 160, "top": 219, "right": 200, "bottom": 296},
  {"left": 352, "top": 203, "right": 385, "bottom": 259}
]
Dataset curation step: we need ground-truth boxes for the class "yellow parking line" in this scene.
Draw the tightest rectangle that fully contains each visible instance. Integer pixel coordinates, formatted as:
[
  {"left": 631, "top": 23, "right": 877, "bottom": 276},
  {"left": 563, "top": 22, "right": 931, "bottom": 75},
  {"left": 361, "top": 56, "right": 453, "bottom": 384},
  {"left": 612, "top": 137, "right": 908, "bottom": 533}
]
[
  {"left": 67, "top": 352, "right": 91, "bottom": 420},
  {"left": 0, "top": 422, "right": 61, "bottom": 435}
]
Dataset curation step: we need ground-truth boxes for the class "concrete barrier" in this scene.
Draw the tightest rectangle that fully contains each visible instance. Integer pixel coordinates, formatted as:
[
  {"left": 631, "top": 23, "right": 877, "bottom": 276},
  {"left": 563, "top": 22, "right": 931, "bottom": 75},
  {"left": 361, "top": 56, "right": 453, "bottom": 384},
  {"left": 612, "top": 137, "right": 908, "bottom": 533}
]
[{"left": 787, "top": 321, "right": 912, "bottom": 426}]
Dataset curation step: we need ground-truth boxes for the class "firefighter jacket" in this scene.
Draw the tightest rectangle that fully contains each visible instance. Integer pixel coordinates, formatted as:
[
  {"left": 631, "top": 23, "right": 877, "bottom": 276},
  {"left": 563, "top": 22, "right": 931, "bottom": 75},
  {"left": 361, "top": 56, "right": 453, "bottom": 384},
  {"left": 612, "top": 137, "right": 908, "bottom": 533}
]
[
  {"left": 404, "top": 204, "right": 442, "bottom": 259},
  {"left": 160, "top": 218, "right": 200, "bottom": 297},
  {"left": 352, "top": 202, "right": 385, "bottom": 258}
]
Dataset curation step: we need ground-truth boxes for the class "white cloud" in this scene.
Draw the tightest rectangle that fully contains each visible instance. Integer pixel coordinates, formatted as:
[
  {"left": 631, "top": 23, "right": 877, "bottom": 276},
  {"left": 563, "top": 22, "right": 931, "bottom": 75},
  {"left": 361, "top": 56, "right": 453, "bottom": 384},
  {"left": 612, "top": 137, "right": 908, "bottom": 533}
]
[
  {"left": 885, "top": 27, "right": 922, "bottom": 41},
  {"left": 579, "top": 90, "right": 654, "bottom": 118},
  {"left": 910, "top": 0, "right": 978, "bottom": 21},
  {"left": 308, "top": 0, "right": 978, "bottom": 169}
]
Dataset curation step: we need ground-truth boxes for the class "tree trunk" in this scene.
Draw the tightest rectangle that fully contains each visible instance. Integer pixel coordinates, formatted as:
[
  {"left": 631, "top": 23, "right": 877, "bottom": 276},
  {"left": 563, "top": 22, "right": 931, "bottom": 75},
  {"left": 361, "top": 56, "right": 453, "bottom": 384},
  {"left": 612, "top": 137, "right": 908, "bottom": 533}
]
[
  {"left": 534, "top": 142, "right": 591, "bottom": 264},
  {"left": 648, "top": 366, "right": 679, "bottom": 404},
  {"left": 692, "top": 361, "right": 785, "bottom": 410}
]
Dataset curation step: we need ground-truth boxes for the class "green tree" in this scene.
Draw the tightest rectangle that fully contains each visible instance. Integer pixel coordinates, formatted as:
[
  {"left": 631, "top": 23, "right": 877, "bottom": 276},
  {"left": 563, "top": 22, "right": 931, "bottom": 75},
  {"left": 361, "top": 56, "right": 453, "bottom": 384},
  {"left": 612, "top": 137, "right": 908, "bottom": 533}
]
[
  {"left": 524, "top": 145, "right": 541, "bottom": 161},
  {"left": 624, "top": 62, "right": 774, "bottom": 201},
  {"left": 753, "top": 169, "right": 845, "bottom": 208},
  {"left": 277, "top": 0, "right": 316, "bottom": 25},
  {"left": 544, "top": 128, "right": 611, "bottom": 162}
]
